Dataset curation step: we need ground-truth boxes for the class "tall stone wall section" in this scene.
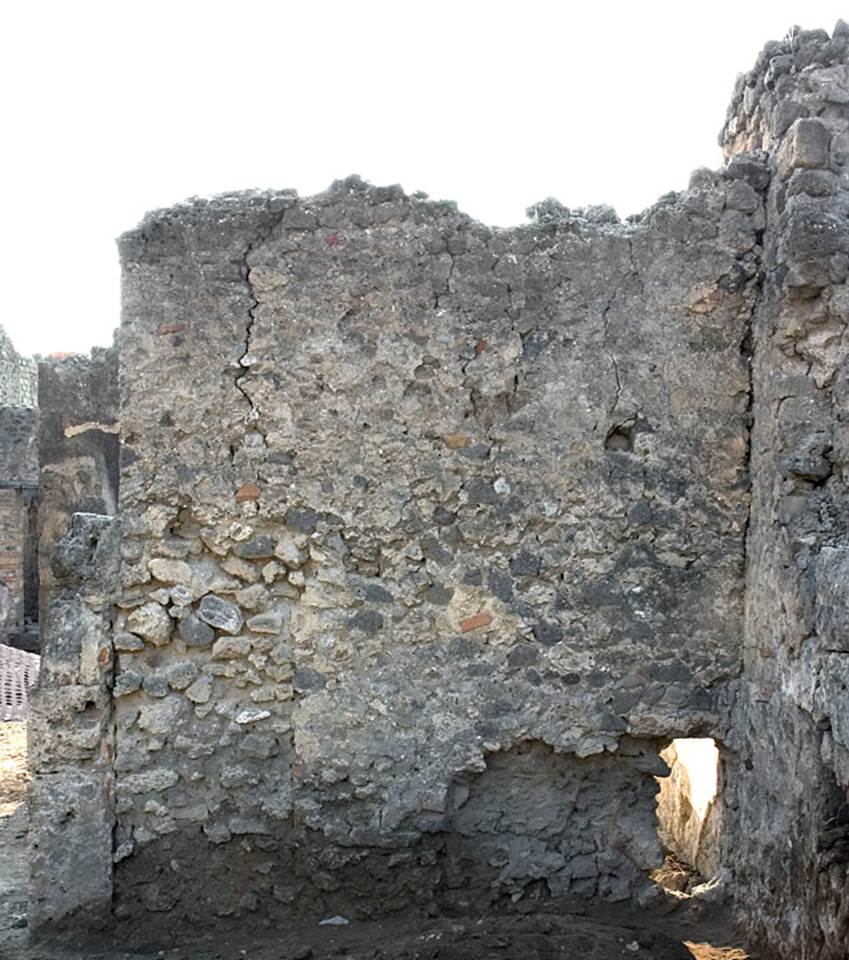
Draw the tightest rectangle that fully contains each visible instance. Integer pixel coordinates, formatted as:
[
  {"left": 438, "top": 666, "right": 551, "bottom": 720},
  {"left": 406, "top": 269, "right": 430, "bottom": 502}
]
[
  {"left": 28, "top": 513, "right": 119, "bottom": 930},
  {"left": 0, "top": 408, "right": 39, "bottom": 640},
  {"left": 108, "top": 150, "right": 758, "bottom": 924},
  {"left": 26, "top": 23, "right": 849, "bottom": 959},
  {"left": 720, "top": 26, "right": 849, "bottom": 960}
]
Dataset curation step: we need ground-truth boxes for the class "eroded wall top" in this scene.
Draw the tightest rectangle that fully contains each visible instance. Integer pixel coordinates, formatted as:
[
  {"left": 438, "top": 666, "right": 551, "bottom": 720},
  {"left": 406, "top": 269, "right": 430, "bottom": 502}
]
[{"left": 0, "top": 323, "right": 37, "bottom": 410}]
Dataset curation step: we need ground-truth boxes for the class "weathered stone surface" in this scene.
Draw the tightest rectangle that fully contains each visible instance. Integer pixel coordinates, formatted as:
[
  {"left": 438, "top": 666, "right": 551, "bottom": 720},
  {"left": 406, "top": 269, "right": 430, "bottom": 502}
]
[
  {"left": 118, "top": 768, "right": 179, "bottom": 795},
  {"left": 109, "top": 142, "right": 761, "bottom": 924},
  {"left": 185, "top": 674, "right": 212, "bottom": 703},
  {"left": 126, "top": 601, "right": 172, "bottom": 645},
  {"left": 28, "top": 771, "right": 114, "bottom": 930},
  {"left": 0, "top": 406, "right": 39, "bottom": 649},
  {"left": 778, "top": 118, "right": 831, "bottom": 178},
  {"left": 113, "top": 669, "right": 142, "bottom": 697},
  {"left": 27, "top": 514, "right": 119, "bottom": 932},
  {"left": 0, "top": 329, "right": 39, "bottom": 650},
  {"left": 177, "top": 613, "right": 214, "bottom": 647},
  {"left": 0, "top": 324, "right": 37, "bottom": 407},
  {"left": 197, "top": 594, "right": 244, "bottom": 634},
  {"left": 148, "top": 558, "right": 192, "bottom": 584},
  {"left": 22, "top": 23, "right": 849, "bottom": 959},
  {"left": 37, "top": 348, "right": 118, "bottom": 634},
  {"left": 720, "top": 23, "right": 849, "bottom": 960}
]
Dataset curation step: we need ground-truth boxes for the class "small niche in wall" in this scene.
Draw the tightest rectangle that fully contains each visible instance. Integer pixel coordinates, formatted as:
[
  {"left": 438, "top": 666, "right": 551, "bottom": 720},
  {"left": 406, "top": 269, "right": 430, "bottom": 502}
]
[{"left": 604, "top": 418, "right": 636, "bottom": 452}]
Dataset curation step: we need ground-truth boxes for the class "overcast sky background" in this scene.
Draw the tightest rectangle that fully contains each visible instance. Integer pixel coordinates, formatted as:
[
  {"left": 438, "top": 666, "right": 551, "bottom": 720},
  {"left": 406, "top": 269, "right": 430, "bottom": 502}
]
[{"left": 2, "top": 1, "right": 846, "bottom": 356}]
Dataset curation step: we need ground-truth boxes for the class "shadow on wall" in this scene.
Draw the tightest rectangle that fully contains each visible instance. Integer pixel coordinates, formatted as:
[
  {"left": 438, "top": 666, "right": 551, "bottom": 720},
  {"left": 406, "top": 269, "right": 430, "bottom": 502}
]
[{"left": 443, "top": 739, "right": 667, "bottom": 906}]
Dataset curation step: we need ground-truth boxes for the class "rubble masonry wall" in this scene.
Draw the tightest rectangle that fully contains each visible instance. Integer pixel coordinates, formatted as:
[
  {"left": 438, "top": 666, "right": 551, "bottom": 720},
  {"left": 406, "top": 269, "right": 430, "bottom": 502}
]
[{"left": 26, "top": 23, "right": 849, "bottom": 960}]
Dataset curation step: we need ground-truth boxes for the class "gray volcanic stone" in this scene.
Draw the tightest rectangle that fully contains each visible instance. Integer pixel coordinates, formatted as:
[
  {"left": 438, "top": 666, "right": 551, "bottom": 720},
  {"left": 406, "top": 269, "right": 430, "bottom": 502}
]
[
  {"left": 235, "top": 534, "right": 276, "bottom": 559},
  {"left": 197, "top": 595, "right": 243, "bottom": 635},
  {"left": 178, "top": 614, "right": 214, "bottom": 648}
]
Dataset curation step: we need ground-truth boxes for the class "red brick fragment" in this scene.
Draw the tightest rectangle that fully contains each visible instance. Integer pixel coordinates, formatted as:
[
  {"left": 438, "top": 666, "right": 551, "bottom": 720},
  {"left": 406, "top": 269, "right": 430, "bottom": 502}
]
[
  {"left": 235, "top": 482, "right": 261, "bottom": 502},
  {"left": 459, "top": 612, "right": 493, "bottom": 633}
]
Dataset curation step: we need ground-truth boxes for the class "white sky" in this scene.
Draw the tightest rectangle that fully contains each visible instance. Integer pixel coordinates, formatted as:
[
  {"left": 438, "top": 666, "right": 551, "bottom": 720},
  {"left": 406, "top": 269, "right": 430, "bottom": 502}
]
[{"left": 2, "top": 1, "right": 846, "bottom": 356}]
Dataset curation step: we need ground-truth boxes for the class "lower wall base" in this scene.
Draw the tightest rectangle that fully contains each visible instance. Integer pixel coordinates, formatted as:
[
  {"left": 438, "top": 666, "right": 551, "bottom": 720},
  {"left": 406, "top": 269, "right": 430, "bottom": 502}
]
[{"left": 113, "top": 739, "right": 667, "bottom": 930}]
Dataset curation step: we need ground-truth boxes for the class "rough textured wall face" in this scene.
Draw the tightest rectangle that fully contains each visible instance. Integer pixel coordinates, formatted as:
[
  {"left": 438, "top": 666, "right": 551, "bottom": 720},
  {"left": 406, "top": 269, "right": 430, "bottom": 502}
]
[
  {"left": 28, "top": 513, "right": 118, "bottom": 931},
  {"left": 26, "top": 23, "right": 849, "bottom": 953},
  {"left": 720, "top": 25, "right": 849, "bottom": 960},
  {"left": 0, "top": 407, "right": 38, "bottom": 486},
  {"left": 0, "top": 400, "right": 38, "bottom": 643},
  {"left": 0, "top": 325, "right": 39, "bottom": 642},
  {"left": 37, "top": 351, "right": 119, "bottom": 627},
  {"left": 0, "top": 323, "right": 37, "bottom": 408},
  {"left": 109, "top": 164, "right": 759, "bottom": 921}
]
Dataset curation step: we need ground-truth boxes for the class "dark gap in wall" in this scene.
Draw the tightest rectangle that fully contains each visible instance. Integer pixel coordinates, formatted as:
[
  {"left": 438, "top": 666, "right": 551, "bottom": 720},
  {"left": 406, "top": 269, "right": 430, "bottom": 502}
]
[
  {"left": 22, "top": 491, "right": 39, "bottom": 627},
  {"left": 604, "top": 418, "right": 636, "bottom": 452}
]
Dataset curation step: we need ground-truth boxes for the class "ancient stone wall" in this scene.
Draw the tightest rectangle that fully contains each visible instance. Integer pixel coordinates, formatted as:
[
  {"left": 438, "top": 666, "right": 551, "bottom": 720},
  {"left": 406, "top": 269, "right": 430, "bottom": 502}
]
[
  {"left": 37, "top": 351, "right": 119, "bottom": 626},
  {"left": 106, "top": 128, "right": 759, "bottom": 924},
  {"left": 26, "top": 22, "right": 849, "bottom": 960},
  {"left": 720, "top": 25, "right": 849, "bottom": 960},
  {"left": 28, "top": 513, "right": 119, "bottom": 931},
  {"left": 0, "top": 406, "right": 38, "bottom": 486}
]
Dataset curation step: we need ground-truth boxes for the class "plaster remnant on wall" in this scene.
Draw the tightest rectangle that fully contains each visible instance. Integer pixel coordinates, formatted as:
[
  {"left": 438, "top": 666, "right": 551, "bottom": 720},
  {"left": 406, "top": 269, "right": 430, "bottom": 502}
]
[{"left": 63, "top": 421, "right": 120, "bottom": 439}]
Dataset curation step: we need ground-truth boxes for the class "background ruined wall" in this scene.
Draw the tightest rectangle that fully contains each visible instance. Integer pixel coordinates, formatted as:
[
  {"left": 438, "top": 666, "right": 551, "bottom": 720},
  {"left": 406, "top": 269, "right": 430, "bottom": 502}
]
[
  {"left": 0, "top": 324, "right": 39, "bottom": 649},
  {"left": 0, "top": 324, "right": 37, "bottom": 409},
  {"left": 720, "top": 26, "right": 849, "bottom": 960},
  {"left": 108, "top": 138, "right": 760, "bottom": 924},
  {"left": 37, "top": 350, "right": 119, "bottom": 627}
]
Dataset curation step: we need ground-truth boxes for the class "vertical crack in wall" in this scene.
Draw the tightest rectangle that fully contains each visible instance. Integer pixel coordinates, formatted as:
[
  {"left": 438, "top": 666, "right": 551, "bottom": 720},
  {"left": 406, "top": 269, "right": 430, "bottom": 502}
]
[
  {"left": 434, "top": 250, "right": 456, "bottom": 310},
  {"left": 232, "top": 208, "right": 287, "bottom": 463},
  {"left": 601, "top": 295, "right": 622, "bottom": 419},
  {"left": 738, "top": 180, "right": 770, "bottom": 575}
]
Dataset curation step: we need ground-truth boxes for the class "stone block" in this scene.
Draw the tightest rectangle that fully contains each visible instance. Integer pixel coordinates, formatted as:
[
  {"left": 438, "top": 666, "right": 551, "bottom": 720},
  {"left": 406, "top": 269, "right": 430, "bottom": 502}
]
[
  {"left": 778, "top": 118, "right": 831, "bottom": 178},
  {"left": 29, "top": 770, "right": 114, "bottom": 931}
]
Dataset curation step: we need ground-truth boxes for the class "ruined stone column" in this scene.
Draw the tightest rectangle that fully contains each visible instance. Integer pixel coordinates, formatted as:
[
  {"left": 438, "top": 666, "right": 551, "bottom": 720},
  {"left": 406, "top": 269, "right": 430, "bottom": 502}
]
[
  {"left": 0, "top": 325, "right": 39, "bottom": 650},
  {"left": 28, "top": 512, "right": 119, "bottom": 931},
  {"left": 721, "top": 23, "right": 849, "bottom": 960},
  {"left": 37, "top": 349, "right": 119, "bottom": 627}
]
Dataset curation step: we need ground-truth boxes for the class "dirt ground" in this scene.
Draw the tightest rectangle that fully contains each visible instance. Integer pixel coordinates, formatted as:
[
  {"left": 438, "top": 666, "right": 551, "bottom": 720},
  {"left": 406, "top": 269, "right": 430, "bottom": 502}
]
[{"left": 0, "top": 721, "right": 751, "bottom": 960}]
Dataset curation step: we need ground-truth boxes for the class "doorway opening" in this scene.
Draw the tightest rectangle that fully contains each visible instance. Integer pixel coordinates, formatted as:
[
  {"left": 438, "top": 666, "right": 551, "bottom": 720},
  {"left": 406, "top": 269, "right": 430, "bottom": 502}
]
[{"left": 653, "top": 738, "right": 721, "bottom": 895}]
